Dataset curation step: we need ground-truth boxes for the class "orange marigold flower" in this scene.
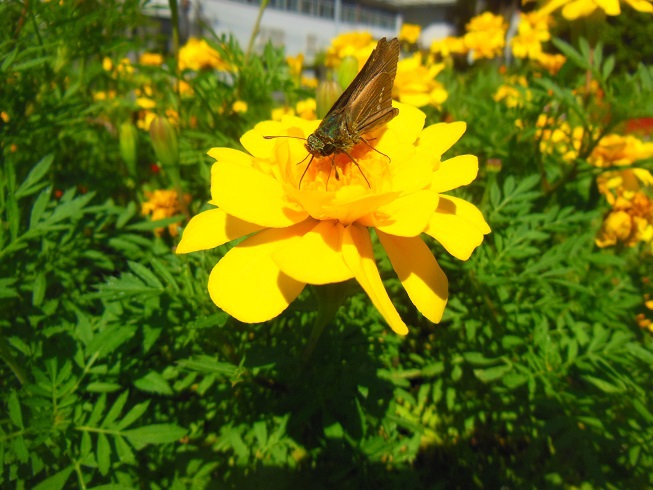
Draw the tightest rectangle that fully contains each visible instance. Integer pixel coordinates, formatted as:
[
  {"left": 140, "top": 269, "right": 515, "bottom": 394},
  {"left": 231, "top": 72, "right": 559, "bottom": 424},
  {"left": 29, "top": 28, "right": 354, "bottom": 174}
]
[
  {"left": 176, "top": 102, "right": 490, "bottom": 335},
  {"left": 142, "top": 190, "right": 191, "bottom": 237},
  {"left": 589, "top": 134, "right": 653, "bottom": 168}
]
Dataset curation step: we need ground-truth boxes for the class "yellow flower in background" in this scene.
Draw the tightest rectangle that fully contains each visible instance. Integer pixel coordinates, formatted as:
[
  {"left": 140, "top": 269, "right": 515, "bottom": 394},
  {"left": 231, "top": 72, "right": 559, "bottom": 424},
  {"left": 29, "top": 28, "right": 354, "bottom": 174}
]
[
  {"left": 597, "top": 168, "right": 653, "bottom": 203},
  {"left": 430, "top": 36, "right": 468, "bottom": 59},
  {"left": 295, "top": 98, "right": 317, "bottom": 120},
  {"left": 595, "top": 192, "right": 653, "bottom": 248},
  {"left": 464, "top": 12, "right": 508, "bottom": 60},
  {"left": 179, "top": 38, "right": 229, "bottom": 71},
  {"left": 232, "top": 100, "right": 248, "bottom": 113},
  {"left": 399, "top": 23, "right": 422, "bottom": 44},
  {"left": 393, "top": 54, "right": 448, "bottom": 108},
  {"left": 589, "top": 134, "right": 653, "bottom": 168},
  {"left": 92, "top": 90, "right": 117, "bottom": 102},
  {"left": 175, "top": 79, "right": 194, "bottom": 97},
  {"left": 536, "top": 115, "right": 584, "bottom": 162},
  {"left": 102, "top": 57, "right": 113, "bottom": 72},
  {"left": 142, "top": 190, "right": 191, "bottom": 237},
  {"left": 1, "top": 111, "right": 10, "bottom": 123},
  {"left": 286, "top": 53, "right": 304, "bottom": 78},
  {"left": 538, "top": 0, "right": 652, "bottom": 19},
  {"left": 302, "top": 76, "right": 318, "bottom": 89},
  {"left": 326, "top": 31, "right": 376, "bottom": 69},
  {"left": 140, "top": 52, "right": 164, "bottom": 66},
  {"left": 535, "top": 52, "right": 566, "bottom": 74},
  {"left": 511, "top": 11, "right": 552, "bottom": 59},
  {"left": 176, "top": 102, "right": 489, "bottom": 335},
  {"left": 493, "top": 76, "right": 532, "bottom": 108},
  {"left": 271, "top": 106, "right": 295, "bottom": 121}
]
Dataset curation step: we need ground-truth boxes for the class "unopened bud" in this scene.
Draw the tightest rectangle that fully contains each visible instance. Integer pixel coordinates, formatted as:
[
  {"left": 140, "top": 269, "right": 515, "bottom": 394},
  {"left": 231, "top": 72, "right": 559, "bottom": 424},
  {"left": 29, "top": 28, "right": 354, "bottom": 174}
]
[
  {"left": 337, "top": 56, "right": 359, "bottom": 91},
  {"left": 149, "top": 116, "right": 178, "bottom": 168},
  {"left": 119, "top": 121, "right": 138, "bottom": 176},
  {"left": 316, "top": 79, "right": 343, "bottom": 119}
]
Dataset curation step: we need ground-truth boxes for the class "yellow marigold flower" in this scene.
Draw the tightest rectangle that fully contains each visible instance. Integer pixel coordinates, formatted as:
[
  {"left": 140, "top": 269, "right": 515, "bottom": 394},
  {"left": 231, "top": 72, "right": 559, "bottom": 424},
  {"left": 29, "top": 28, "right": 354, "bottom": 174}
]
[
  {"left": 137, "top": 111, "right": 157, "bottom": 131},
  {"left": 136, "top": 97, "right": 156, "bottom": 110},
  {"left": 464, "top": 12, "right": 508, "bottom": 60},
  {"left": 399, "top": 23, "right": 421, "bottom": 44},
  {"left": 295, "top": 98, "right": 317, "bottom": 120},
  {"left": 1, "top": 111, "right": 9, "bottom": 123},
  {"left": 326, "top": 31, "right": 376, "bottom": 69},
  {"left": 302, "top": 76, "right": 318, "bottom": 89},
  {"left": 142, "top": 190, "right": 190, "bottom": 237},
  {"left": 535, "top": 52, "right": 566, "bottom": 75},
  {"left": 493, "top": 76, "right": 532, "bottom": 108},
  {"left": 536, "top": 115, "right": 584, "bottom": 162},
  {"left": 286, "top": 53, "right": 304, "bottom": 78},
  {"left": 116, "top": 58, "right": 134, "bottom": 75},
  {"left": 511, "top": 11, "right": 552, "bottom": 59},
  {"left": 176, "top": 102, "right": 490, "bottom": 335},
  {"left": 393, "top": 54, "right": 448, "bottom": 108},
  {"left": 92, "top": 90, "right": 117, "bottom": 101},
  {"left": 140, "top": 52, "right": 164, "bottom": 66},
  {"left": 232, "top": 100, "right": 248, "bottom": 113},
  {"left": 430, "top": 36, "right": 468, "bottom": 58},
  {"left": 538, "top": 0, "right": 652, "bottom": 20},
  {"left": 589, "top": 134, "right": 653, "bottom": 168},
  {"left": 175, "top": 79, "right": 194, "bottom": 97},
  {"left": 102, "top": 57, "right": 113, "bottom": 72},
  {"left": 272, "top": 106, "right": 296, "bottom": 121},
  {"left": 179, "top": 38, "right": 229, "bottom": 71}
]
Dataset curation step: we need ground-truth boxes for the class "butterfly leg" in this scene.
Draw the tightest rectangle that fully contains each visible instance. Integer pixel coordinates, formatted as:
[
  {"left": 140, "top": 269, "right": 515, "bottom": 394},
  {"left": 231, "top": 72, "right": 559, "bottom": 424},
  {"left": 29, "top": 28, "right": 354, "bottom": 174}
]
[{"left": 342, "top": 149, "right": 371, "bottom": 187}]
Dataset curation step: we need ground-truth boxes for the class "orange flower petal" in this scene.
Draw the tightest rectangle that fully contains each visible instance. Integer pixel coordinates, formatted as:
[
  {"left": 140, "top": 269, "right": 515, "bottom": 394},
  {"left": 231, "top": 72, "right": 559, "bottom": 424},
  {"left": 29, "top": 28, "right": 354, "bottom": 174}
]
[
  {"left": 342, "top": 224, "right": 408, "bottom": 335},
  {"left": 377, "top": 231, "right": 448, "bottom": 323},
  {"left": 273, "top": 220, "right": 354, "bottom": 284},
  {"left": 424, "top": 196, "right": 489, "bottom": 260},
  {"left": 208, "top": 221, "right": 316, "bottom": 322},
  {"left": 176, "top": 207, "right": 264, "bottom": 254},
  {"left": 370, "top": 190, "right": 439, "bottom": 237},
  {"left": 211, "top": 162, "right": 308, "bottom": 227},
  {"left": 430, "top": 155, "right": 479, "bottom": 193}
]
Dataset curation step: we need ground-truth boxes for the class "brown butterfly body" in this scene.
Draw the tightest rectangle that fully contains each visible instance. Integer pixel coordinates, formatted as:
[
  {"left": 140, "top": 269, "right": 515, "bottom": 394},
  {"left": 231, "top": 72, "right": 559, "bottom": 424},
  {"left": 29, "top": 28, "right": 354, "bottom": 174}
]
[{"left": 266, "top": 37, "right": 400, "bottom": 187}]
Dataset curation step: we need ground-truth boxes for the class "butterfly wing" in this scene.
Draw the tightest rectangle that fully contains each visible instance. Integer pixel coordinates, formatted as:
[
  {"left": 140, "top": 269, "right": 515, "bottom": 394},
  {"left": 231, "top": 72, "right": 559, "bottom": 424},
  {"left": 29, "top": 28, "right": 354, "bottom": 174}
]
[
  {"left": 346, "top": 72, "right": 399, "bottom": 135},
  {"left": 321, "top": 37, "right": 399, "bottom": 121}
]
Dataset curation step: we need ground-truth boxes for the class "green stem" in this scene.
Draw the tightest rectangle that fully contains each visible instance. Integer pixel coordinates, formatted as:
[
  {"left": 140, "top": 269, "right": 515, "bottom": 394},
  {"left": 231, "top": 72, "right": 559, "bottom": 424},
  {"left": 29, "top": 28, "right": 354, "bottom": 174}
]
[
  {"left": 245, "top": 0, "right": 269, "bottom": 63},
  {"left": 301, "top": 283, "right": 349, "bottom": 363}
]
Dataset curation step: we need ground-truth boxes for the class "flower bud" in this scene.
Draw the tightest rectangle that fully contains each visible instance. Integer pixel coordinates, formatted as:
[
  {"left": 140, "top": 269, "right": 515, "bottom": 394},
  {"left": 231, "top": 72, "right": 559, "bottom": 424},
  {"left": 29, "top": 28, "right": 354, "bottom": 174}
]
[
  {"left": 337, "top": 55, "right": 359, "bottom": 91},
  {"left": 119, "top": 121, "right": 138, "bottom": 176},
  {"left": 316, "top": 79, "right": 343, "bottom": 119},
  {"left": 149, "top": 116, "right": 178, "bottom": 168}
]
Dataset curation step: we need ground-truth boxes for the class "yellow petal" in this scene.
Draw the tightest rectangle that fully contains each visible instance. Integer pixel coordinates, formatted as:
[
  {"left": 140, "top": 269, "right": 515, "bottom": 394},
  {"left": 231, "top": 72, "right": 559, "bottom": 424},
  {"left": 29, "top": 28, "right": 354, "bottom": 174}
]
[
  {"left": 211, "top": 162, "right": 308, "bottom": 227},
  {"left": 342, "top": 224, "right": 409, "bottom": 335},
  {"left": 208, "top": 221, "right": 316, "bottom": 322},
  {"left": 424, "top": 196, "right": 489, "bottom": 260},
  {"left": 377, "top": 231, "right": 448, "bottom": 323},
  {"left": 417, "top": 122, "right": 467, "bottom": 160},
  {"left": 177, "top": 207, "right": 265, "bottom": 254},
  {"left": 371, "top": 190, "right": 440, "bottom": 237},
  {"left": 624, "top": 0, "right": 653, "bottom": 11},
  {"left": 562, "top": 0, "right": 600, "bottom": 19},
  {"left": 386, "top": 101, "right": 425, "bottom": 145},
  {"left": 595, "top": 0, "right": 622, "bottom": 14},
  {"left": 273, "top": 220, "right": 354, "bottom": 284},
  {"left": 207, "top": 147, "right": 254, "bottom": 168},
  {"left": 430, "top": 155, "right": 479, "bottom": 193}
]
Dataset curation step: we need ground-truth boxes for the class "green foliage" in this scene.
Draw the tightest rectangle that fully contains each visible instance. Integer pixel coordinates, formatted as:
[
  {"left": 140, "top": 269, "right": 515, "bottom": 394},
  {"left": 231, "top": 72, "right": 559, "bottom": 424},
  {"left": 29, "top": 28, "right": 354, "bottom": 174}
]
[{"left": 2, "top": 1, "right": 653, "bottom": 488}]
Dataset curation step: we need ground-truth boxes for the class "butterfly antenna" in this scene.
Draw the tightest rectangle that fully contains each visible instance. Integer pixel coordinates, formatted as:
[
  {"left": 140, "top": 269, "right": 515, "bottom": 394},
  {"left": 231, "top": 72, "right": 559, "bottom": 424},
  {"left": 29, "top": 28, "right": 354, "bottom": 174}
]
[
  {"left": 360, "top": 137, "right": 391, "bottom": 162},
  {"left": 298, "top": 154, "right": 315, "bottom": 189},
  {"left": 263, "top": 135, "right": 308, "bottom": 141},
  {"left": 342, "top": 150, "right": 371, "bottom": 188}
]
